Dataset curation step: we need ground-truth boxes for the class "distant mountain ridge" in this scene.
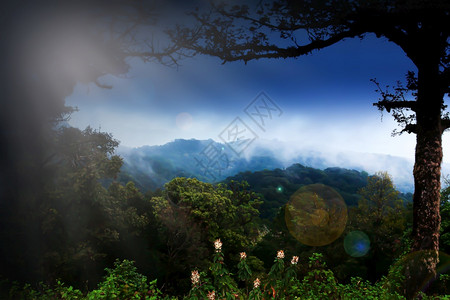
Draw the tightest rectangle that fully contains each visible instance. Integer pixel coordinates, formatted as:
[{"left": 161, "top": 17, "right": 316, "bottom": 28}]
[
  {"left": 117, "top": 139, "right": 285, "bottom": 191},
  {"left": 116, "top": 138, "right": 427, "bottom": 193}
]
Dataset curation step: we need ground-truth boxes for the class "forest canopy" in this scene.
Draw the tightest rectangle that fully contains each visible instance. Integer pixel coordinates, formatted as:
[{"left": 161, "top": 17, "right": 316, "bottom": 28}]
[{"left": 0, "top": 0, "right": 449, "bottom": 299}]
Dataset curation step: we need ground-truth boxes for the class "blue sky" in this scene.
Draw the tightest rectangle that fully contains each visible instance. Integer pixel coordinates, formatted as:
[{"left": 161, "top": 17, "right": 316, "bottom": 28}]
[{"left": 66, "top": 32, "right": 431, "bottom": 160}]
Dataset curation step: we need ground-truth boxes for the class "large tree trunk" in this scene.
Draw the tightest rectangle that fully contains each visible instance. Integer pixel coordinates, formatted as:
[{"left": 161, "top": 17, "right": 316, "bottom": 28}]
[
  {"left": 405, "top": 52, "right": 443, "bottom": 298},
  {"left": 406, "top": 127, "right": 442, "bottom": 298}
]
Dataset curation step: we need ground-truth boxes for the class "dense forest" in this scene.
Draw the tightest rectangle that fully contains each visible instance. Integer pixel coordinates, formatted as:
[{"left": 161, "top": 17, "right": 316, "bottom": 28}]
[
  {"left": 1, "top": 0, "right": 449, "bottom": 299},
  {"left": 0, "top": 122, "right": 449, "bottom": 299}
]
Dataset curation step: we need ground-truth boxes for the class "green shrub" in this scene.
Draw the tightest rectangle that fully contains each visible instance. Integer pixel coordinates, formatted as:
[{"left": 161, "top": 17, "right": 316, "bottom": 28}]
[
  {"left": 87, "top": 259, "right": 161, "bottom": 300},
  {"left": 7, "top": 280, "right": 83, "bottom": 299},
  {"left": 3, "top": 243, "right": 449, "bottom": 299}
]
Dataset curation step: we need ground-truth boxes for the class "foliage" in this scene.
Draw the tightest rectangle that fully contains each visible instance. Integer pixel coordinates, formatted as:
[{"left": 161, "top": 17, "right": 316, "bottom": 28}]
[
  {"left": 149, "top": 178, "right": 263, "bottom": 293},
  {"left": 227, "top": 164, "right": 368, "bottom": 219},
  {"left": 38, "top": 127, "right": 152, "bottom": 287},
  {"left": 440, "top": 178, "right": 450, "bottom": 254},
  {"left": 5, "top": 260, "right": 170, "bottom": 300},
  {"left": 186, "top": 269, "right": 215, "bottom": 300},
  {"left": 7, "top": 280, "right": 83, "bottom": 299},
  {"left": 184, "top": 244, "right": 448, "bottom": 299},
  {"left": 348, "top": 171, "right": 407, "bottom": 280},
  {"left": 209, "top": 239, "right": 239, "bottom": 299},
  {"left": 237, "top": 252, "right": 252, "bottom": 283},
  {"left": 251, "top": 170, "right": 409, "bottom": 286},
  {"left": 288, "top": 253, "right": 339, "bottom": 299},
  {"left": 86, "top": 259, "right": 161, "bottom": 299},
  {"left": 4, "top": 247, "right": 450, "bottom": 299},
  {"left": 0, "top": 124, "right": 444, "bottom": 299},
  {"left": 163, "top": 178, "right": 262, "bottom": 246},
  {"left": 0, "top": 124, "right": 159, "bottom": 290},
  {"left": 167, "top": 0, "right": 450, "bottom": 293},
  {"left": 337, "top": 277, "right": 404, "bottom": 300}
]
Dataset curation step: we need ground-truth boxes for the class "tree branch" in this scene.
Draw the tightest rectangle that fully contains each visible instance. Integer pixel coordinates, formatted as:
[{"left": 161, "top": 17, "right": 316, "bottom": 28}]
[
  {"left": 350, "top": 9, "right": 418, "bottom": 64},
  {"left": 212, "top": 5, "right": 305, "bottom": 32},
  {"left": 401, "top": 123, "right": 417, "bottom": 134},
  {"left": 373, "top": 100, "right": 417, "bottom": 113},
  {"left": 441, "top": 118, "right": 450, "bottom": 131},
  {"left": 190, "top": 28, "right": 363, "bottom": 63}
]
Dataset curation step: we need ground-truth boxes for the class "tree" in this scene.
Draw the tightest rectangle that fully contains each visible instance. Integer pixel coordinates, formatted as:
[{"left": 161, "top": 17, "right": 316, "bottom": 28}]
[
  {"left": 0, "top": 121, "right": 157, "bottom": 290},
  {"left": 163, "top": 178, "right": 262, "bottom": 254},
  {"left": 357, "top": 172, "right": 403, "bottom": 227},
  {"left": 163, "top": 1, "right": 449, "bottom": 296},
  {"left": 149, "top": 195, "right": 207, "bottom": 294},
  {"left": 39, "top": 126, "right": 151, "bottom": 288},
  {"left": 0, "top": 0, "right": 169, "bottom": 286},
  {"left": 352, "top": 172, "right": 406, "bottom": 281},
  {"left": 151, "top": 178, "right": 263, "bottom": 293}
]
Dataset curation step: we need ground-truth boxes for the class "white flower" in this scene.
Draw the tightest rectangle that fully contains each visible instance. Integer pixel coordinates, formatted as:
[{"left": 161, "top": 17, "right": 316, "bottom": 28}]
[
  {"left": 207, "top": 290, "right": 215, "bottom": 300},
  {"left": 291, "top": 256, "right": 299, "bottom": 265},
  {"left": 214, "top": 239, "right": 222, "bottom": 252},
  {"left": 239, "top": 252, "right": 247, "bottom": 260},
  {"left": 277, "top": 250, "right": 285, "bottom": 259},
  {"left": 191, "top": 270, "right": 200, "bottom": 286},
  {"left": 253, "top": 278, "right": 261, "bottom": 289}
]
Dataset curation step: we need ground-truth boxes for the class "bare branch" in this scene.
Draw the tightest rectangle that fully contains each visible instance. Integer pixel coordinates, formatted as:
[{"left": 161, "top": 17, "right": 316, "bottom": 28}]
[{"left": 212, "top": 4, "right": 305, "bottom": 32}]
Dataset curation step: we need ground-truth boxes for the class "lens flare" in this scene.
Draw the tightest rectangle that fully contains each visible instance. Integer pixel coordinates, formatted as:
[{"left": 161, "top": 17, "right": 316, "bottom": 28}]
[
  {"left": 285, "top": 184, "right": 347, "bottom": 246},
  {"left": 176, "top": 112, "right": 193, "bottom": 130},
  {"left": 343, "top": 231, "right": 370, "bottom": 257},
  {"left": 391, "top": 250, "right": 450, "bottom": 297}
]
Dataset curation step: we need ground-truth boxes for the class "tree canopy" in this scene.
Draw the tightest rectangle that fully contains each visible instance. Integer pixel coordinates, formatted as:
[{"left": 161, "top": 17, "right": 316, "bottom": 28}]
[
  {"left": 164, "top": 1, "right": 449, "bottom": 296},
  {"left": 163, "top": 0, "right": 450, "bottom": 290}
]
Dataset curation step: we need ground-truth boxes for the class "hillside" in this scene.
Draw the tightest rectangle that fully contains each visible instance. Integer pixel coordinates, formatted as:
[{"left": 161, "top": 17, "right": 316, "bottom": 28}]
[
  {"left": 117, "top": 139, "right": 285, "bottom": 191},
  {"left": 116, "top": 139, "right": 421, "bottom": 193},
  {"left": 224, "top": 164, "right": 370, "bottom": 219}
]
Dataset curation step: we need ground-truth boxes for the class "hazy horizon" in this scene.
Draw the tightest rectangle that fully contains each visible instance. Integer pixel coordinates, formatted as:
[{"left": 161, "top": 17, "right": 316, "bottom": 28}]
[
  {"left": 65, "top": 36, "right": 450, "bottom": 166},
  {"left": 64, "top": 2, "right": 450, "bottom": 167}
]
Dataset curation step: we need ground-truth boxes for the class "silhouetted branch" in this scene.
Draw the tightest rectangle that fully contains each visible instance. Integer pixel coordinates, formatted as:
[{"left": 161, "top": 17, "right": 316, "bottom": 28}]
[
  {"left": 441, "top": 118, "right": 450, "bottom": 131},
  {"left": 184, "top": 27, "right": 363, "bottom": 63},
  {"left": 373, "top": 100, "right": 417, "bottom": 113},
  {"left": 400, "top": 123, "right": 417, "bottom": 134}
]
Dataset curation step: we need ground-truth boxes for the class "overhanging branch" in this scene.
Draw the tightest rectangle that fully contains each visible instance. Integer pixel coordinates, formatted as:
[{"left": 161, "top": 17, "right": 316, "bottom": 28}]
[
  {"left": 191, "top": 28, "right": 363, "bottom": 63},
  {"left": 373, "top": 100, "right": 417, "bottom": 113}
]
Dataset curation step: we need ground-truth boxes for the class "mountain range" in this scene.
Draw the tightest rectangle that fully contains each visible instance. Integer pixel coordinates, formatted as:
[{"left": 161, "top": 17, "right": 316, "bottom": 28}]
[{"left": 115, "top": 138, "right": 441, "bottom": 193}]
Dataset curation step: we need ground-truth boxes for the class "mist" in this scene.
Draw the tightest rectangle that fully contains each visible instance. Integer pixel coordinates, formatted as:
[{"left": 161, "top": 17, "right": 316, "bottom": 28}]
[{"left": 1, "top": 0, "right": 448, "bottom": 297}]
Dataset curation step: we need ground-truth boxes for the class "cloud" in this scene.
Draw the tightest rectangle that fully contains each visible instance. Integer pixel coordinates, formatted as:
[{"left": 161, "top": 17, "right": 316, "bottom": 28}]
[{"left": 67, "top": 89, "right": 416, "bottom": 160}]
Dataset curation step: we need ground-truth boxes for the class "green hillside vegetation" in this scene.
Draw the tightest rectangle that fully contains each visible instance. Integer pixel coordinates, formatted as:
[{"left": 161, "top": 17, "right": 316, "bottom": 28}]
[
  {"left": 0, "top": 126, "right": 447, "bottom": 299},
  {"left": 226, "top": 165, "right": 368, "bottom": 219}
]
